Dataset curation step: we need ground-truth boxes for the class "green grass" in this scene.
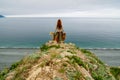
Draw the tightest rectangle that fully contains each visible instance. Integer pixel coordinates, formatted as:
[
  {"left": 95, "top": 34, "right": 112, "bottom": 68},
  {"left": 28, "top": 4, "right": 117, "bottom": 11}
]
[
  {"left": 91, "top": 71, "right": 103, "bottom": 80},
  {"left": 67, "top": 50, "right": 76, "bottom": 54},
  {"left": 50, "top": 53, "right": 62, "bottom": 59},
  {"left": 10, "top": 61, "right": 22, "bottom": 70},
  {"left": 13, "top": 53, "right": 42, "bottom": 79},
  {"left": 58, "top": 68, "right": 66, "bottom": 73},
  {"left": 40, "top": 44, "right": 60, "bottom": 51},
  {"left": 0, "top": 68, "right": 9, "bottom": 80},
  {"left": 0, "top": 53, "right": 42, "bottom": 80},
  {"left": 67, "top": 70, "right": 82, "bottom": 80},
  {"left": 110, "top": 67, "right": 120, "bottom": 80},
  {"left": 0, "top": 60, "right": 22, "bottom": 80},
  {"left": 53, "top": 77, "right": 63, "bottom": 80},
  {"left": 80, "top": 49, "right": 116, "bottom": 80},
  {"left": 88, "top": 62, "right": 115, "bottom": 80},
  {"left": 66, "top": 55, "right": 87, "bottom": 70},
  {"left": 80, "top": 49, "right": 104, "bottom": 65},
  {"left": 29, "top": 53, "right": 41, "bottom": 59}
]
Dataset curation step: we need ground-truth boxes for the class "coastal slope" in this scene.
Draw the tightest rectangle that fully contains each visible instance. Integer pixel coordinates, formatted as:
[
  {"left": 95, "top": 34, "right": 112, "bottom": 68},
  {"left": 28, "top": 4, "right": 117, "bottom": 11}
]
[{"left": 0, "top": 42, "right": 120, "bottom": 80}]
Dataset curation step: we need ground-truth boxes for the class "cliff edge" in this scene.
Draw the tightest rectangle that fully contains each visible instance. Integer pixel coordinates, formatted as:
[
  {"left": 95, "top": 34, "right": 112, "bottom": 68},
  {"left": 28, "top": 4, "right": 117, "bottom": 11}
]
[{"left": 0, "top": 42, "right": 120, "bottom": 80}]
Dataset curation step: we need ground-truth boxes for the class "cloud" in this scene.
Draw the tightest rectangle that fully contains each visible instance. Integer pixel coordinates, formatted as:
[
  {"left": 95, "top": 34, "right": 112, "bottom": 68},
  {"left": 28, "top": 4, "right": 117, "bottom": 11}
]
[
  {"left": 5, "top": 8, "right": 120, "bottom": 18},
  {"left": 1, "top": 0, "right": 120, "bottom": 17}
]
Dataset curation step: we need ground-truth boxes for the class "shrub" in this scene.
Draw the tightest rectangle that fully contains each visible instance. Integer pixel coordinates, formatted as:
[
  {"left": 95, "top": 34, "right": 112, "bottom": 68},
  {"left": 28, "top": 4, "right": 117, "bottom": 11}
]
[
  {"left": 66, "top": 56, "right": 87, "bottom": 69},
  {"left": 40, "top": 44, "right": 50, "bottom": 51},
  {"left": 67, "top": 50, "right": 76, "bottom": 54},
  {"left": 10, "top": 61, "right": 21, "bottom": 70},
  {"left": 40, "top": 44, "right": 60, "bottom": 51},
  {"left": 0, "top": 68, "right": 9, "bottom": 80},
  {"left": 80, "top": 49, "right": 92, "bottom": 54},
  {"left": 67, "top": 70, "right": 82, "bottom": 80},
  {"left": 110, "top": 67, "right": 120, "bottom": 80}
]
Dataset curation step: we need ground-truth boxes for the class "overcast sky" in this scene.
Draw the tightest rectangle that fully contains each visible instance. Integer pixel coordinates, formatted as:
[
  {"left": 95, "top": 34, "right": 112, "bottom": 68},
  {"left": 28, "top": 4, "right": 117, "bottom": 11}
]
[{"left": 0, "top": 0, "right": 120, "bottom": 17}]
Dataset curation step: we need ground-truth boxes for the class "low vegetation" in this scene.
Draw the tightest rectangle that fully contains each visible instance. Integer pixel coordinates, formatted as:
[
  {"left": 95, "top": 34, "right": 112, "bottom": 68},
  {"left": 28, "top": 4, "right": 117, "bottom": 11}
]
[
  {"left": 110, "top": 67, "right": 120, "bottom": 80},
  {"left": 0, "top": 42, "right": 120, "bottom": 80}
]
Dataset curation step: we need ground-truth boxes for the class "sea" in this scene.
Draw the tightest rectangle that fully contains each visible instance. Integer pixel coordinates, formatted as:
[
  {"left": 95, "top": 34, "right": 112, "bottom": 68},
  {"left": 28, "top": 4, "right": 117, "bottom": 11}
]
[{"left": 0, "top": 17, "right": 120, "bottom": 70}]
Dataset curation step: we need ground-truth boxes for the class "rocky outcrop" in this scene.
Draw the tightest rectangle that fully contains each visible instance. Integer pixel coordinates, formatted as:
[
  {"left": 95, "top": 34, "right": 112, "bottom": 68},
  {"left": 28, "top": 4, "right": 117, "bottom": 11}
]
[{"left": 0, "top": 42, "right": 120, "bottom": 80}]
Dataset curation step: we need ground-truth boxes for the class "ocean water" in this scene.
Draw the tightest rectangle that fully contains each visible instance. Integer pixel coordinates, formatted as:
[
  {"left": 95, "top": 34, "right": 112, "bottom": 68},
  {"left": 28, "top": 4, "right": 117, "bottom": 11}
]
[
  {"left": 0, "top": 48, "right": 38, "bottom": 70},
  {"left": 1, "top": 17, "right": 120, "bottom": 48},
  {"left": 0, "top": 17, "right": 120, "bottom": 70},
  {"left": 90, "top": 49, "right": 120, "bottom": 66}
]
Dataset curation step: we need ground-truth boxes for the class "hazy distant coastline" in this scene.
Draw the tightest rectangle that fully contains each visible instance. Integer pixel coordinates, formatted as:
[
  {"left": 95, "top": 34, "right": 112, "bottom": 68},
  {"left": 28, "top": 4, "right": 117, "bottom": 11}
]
[{"left": 0, "top": 15, "right": 4, "bottom": 18}]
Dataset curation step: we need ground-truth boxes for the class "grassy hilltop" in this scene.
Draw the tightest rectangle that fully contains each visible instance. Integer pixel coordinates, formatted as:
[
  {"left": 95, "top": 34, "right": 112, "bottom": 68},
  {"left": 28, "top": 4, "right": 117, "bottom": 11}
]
[{"left": 0, "top": 42, "right": 120, "bottom": 80}]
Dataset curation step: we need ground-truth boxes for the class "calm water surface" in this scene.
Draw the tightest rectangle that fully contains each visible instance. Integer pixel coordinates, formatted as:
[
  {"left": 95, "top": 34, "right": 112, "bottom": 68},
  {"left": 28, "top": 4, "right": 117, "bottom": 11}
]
[{"left": 0, "top": 17, "right": 120, "bottom": 70}]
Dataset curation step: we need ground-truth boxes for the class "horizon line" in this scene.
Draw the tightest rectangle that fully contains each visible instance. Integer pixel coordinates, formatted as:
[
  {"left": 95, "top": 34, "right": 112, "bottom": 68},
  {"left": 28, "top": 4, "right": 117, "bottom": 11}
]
[{"left": 4, "top": 15, "right": 120, "bottom": 18}]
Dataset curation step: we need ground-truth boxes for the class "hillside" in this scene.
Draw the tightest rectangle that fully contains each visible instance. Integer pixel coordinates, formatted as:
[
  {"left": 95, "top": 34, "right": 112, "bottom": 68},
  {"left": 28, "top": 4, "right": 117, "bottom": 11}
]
[{"left": 0, "top": 42, "right": 120, "bottom": 80}]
